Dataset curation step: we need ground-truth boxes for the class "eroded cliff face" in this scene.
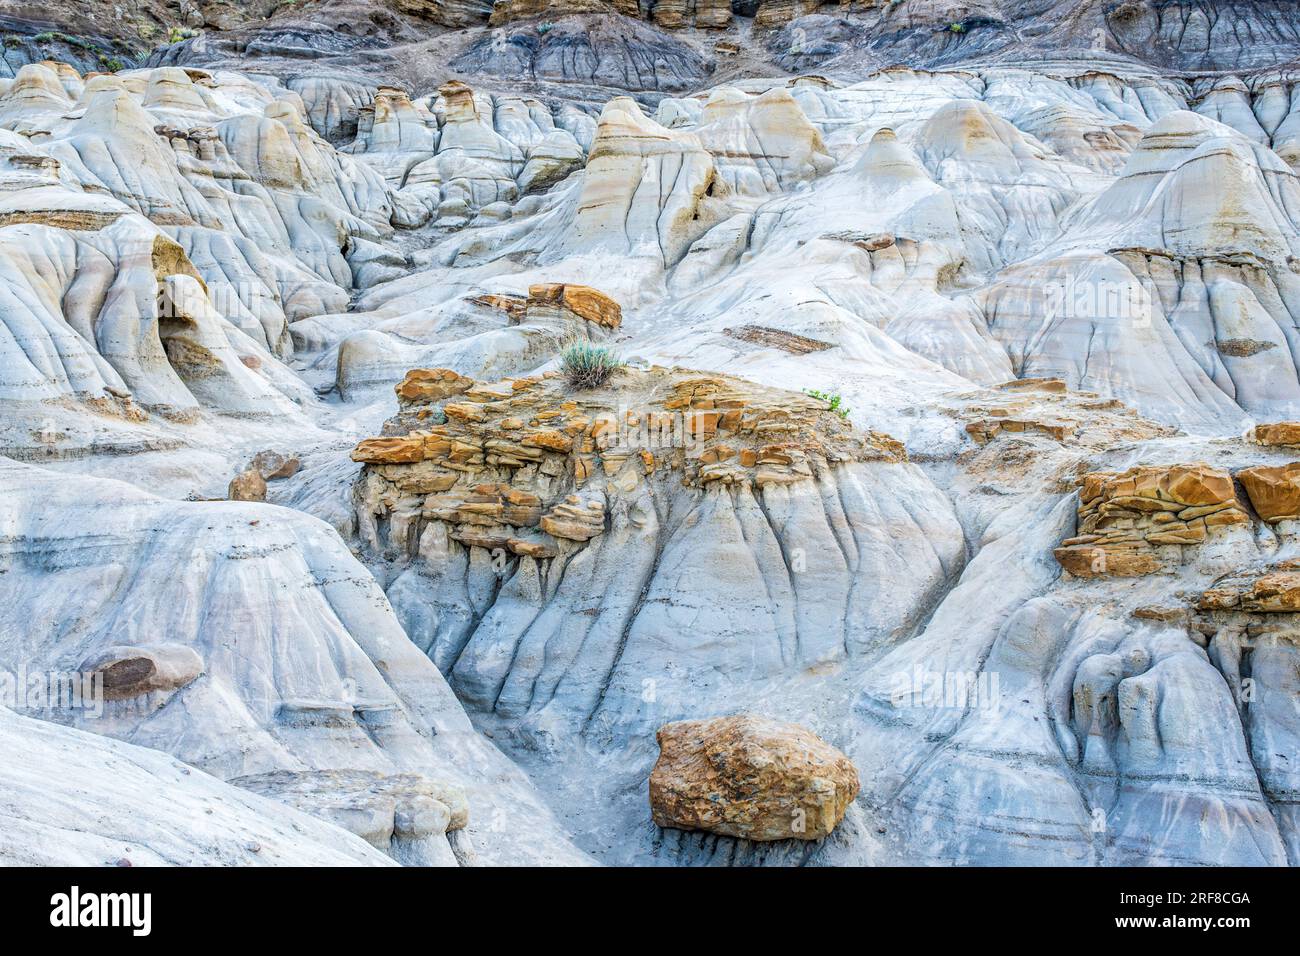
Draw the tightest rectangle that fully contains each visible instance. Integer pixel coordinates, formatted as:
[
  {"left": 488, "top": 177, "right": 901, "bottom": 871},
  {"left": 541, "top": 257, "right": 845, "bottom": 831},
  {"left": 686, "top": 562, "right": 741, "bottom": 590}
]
[
  {"left": 3, "top": 2, "right": 1300, "bottom": 866},
  {"left": 351, "top": 366, "right": 959, "bottom": 749}
]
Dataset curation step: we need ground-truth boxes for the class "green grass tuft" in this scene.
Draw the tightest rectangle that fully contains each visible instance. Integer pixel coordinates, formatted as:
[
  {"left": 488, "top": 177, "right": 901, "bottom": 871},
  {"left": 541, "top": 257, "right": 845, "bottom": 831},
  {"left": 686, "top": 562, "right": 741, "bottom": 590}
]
[{"left": 560, "top": 341, "right": 623, "bottom": 390}]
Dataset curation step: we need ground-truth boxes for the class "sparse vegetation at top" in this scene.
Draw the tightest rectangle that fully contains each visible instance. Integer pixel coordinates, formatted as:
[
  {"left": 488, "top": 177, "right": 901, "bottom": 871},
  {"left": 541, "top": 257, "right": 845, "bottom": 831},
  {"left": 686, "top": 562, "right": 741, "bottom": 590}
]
[{"left": 805, "top": 388, "right": 851, "bottom": 420}]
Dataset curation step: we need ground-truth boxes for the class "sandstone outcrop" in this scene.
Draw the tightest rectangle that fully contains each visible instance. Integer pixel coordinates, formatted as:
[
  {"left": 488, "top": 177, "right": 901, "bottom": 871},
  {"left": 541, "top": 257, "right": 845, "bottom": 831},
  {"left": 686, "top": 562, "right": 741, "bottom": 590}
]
[
  {"left": 965, "top": 378, "right": 1074, "bottom": 444},
  {"left": 649, "top": 715, "right": 859, "bottom": 841},
  {"left": 1251, "top": 423, "right": 1300, "bottom": 447},
  {"left": 354, "top": 364, "right": 908, "bottom": 556},
  {"left": 1239, "top": 463, "right": 1300, "bottom": 523},
  {"left": 1054, "top": 464, "right": 1249, "bottom": 577},
  {"left": 961, "top": 378, "right": 1173, "bottom": 448},
  {"left": 228, "top": 467, "right": 268, "bottom": 502},
  {"left": 80, "top": 644, "right": 204, "bottom": 702},
  {"left": 525, "top": 283, "right": 622, "bottom": 329},
  {"left": 470, "top": 283, "right": 622, "bottom": 330},
  {"left": 1200, "top": 564, "right": 1300, "bottom": 613},
  {"left": 352, "top": 363, "right": 960, "bottom": 738}
]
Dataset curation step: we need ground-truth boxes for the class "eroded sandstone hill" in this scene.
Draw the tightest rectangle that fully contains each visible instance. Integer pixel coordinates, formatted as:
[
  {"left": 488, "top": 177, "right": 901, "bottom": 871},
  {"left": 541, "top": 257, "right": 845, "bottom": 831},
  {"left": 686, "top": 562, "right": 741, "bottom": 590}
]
[
  {"left": 350, "top": 365, "right": 950, "bottom": 746},
  {"left": 2, "top": 0, "right": 1300, "bottom": 866}
]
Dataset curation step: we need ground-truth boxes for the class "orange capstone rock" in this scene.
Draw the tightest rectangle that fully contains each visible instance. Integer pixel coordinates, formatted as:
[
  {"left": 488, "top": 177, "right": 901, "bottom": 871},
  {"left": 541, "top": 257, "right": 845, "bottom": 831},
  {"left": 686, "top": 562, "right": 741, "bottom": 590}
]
[
  {"left": 1200, "top": 568, "right": 1300, "bottom": 613},
  {"left": 395, "top": 368, "right": 474, "bottom": 406},
  {"left": 527, "top": 282, "right": 622, "bottom": 329},
  {"left": 352, "top": 435, "right": 427, "bottom": 464},
  {"left": 1239, "top": 462, "right": 1300, "bottom": 523},
  {"left": 1055, "top": 464, "right": 1248, "bottom": 577},
  {"left": 1251, "top": 423, "right": 1300, "bottom": 447}
]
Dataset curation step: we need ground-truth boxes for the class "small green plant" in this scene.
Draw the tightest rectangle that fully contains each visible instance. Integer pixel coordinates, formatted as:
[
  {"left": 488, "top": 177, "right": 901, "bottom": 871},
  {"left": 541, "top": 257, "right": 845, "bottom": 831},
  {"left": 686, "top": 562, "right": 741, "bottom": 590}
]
[
  {"left": 805, "top": 388, "right": 850, "bottom": 420},
  {"left": 560, "top": 341, "right": 623, "bottom": 390},
  {"left": 98, "top": 54, "right": 126, "bottom": 72},
  {"left": 32, "top": 32, "right": 55, "bottom": 43},
  {"left": 3, "top": 35, "right": 22, "bottom": 48},
  {"left": 168, "top": 26, "right": 198, "bottom": 43},
  {"left": 537, "top": 21, "right": 554, "bottom": 34},
  {"left": 948, "top": 22, "right": 965, "bottom": 33}
]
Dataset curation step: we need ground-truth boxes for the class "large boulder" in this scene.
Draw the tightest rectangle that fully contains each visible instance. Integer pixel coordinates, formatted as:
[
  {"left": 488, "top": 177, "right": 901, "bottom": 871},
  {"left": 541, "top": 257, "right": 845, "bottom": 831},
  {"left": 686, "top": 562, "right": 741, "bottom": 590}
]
[
  {"left": 1252, "top": 423, "right": 1300, "bottom": 447},
  {"left": 648, "top": 715, "right": 859, "bottom": 841},
  {"left": 1239, "top": 462, "right": 1300, "bottom": 522},
  {"left": 228, "top": 467, "right": 268, "bottom": 502}
]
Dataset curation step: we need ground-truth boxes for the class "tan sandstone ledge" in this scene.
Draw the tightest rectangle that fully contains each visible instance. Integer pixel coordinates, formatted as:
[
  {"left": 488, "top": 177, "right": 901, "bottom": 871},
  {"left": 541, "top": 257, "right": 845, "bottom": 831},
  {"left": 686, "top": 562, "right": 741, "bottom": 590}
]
[
  {"left": 352, "top": 364, "right": 906, "bottom": 560},
  {"left": 1199, "top": 562, "right": 1300, "bottom": 613},
  {"left": 962, "top": 377, "right": 1173, "bottom": 448},
  {"left": 469, "top": 281, "right": 622, "bottom": 330},
  {"left": 1251, "top": 422, "right": 1300, "bottom": 447},
  {"left": 1054, "top": 464, "right": 1249, "bottom": 577}
]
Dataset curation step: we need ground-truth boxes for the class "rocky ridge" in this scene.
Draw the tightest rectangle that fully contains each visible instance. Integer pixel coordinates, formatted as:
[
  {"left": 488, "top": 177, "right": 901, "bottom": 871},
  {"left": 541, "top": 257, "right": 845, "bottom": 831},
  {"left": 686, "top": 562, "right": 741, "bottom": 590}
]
[{"left": 350, "top": 364, "right": 952, "bottom": 749}]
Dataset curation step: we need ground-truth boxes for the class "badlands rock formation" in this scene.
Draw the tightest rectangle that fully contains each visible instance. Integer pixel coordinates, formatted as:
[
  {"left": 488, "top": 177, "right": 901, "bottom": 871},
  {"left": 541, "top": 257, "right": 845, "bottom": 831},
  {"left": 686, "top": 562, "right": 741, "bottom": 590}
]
[
  {"left": 1053, "top": 464, "right": 1250, "bottom": 577},
  {"left": 649, "top": 715, "right": 860, "bottom": 840},
  {"left": 1, "top": 1, "right": 1300, "bottom": 867},
  {"left": 0, "top": 706, "right": 397, "bottom": 866},
  {"left": 351, "top": 364, "right": 950, "bottom": 748}
]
